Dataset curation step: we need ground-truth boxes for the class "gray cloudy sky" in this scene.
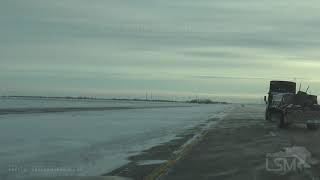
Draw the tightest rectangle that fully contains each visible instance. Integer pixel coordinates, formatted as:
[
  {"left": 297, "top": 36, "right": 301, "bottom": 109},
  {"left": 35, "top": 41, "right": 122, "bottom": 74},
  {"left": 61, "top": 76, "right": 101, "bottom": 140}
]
[{"left": 1, "top": 0, "right": 320, "bottom": 102}]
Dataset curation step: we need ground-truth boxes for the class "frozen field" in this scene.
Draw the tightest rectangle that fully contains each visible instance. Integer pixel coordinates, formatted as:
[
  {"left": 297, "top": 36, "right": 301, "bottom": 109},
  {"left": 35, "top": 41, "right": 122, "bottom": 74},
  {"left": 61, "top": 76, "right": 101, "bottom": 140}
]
[
  {"left": 0, "top": 97, "right": 190, "bottom": 109},
  {"left": 0, "top": 98, "right": 230, "bottom": 179}
]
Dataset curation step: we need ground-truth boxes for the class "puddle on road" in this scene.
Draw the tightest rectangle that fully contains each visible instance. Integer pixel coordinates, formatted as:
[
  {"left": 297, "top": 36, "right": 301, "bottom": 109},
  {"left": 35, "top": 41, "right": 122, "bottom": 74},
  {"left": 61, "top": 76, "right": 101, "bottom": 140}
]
[{"left": 136, "top": 160, "right": 167, "bottom": 166}]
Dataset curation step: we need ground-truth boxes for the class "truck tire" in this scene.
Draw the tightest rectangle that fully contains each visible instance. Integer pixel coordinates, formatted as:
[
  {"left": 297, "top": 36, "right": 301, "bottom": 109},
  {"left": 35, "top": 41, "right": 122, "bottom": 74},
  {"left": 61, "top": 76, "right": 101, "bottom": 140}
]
[
  {"left": 278, "top": 112, "right": 287, "bottom": 128},
  {"left": 307, "top": 123, "right": 319, "bottom": 130},
  {"left": 265, "top": 110, "right": 271, "bottom": 121}
]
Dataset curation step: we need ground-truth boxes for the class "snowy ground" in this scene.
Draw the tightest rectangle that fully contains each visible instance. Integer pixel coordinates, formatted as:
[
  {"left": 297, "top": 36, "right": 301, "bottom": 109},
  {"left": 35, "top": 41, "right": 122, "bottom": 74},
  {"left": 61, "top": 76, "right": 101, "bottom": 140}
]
[
  {"left": 0, "top": 98, "right": 230, "bottom": 179},
  {"left": 0, "top": 97, "right": 190, "bottom": 109}
]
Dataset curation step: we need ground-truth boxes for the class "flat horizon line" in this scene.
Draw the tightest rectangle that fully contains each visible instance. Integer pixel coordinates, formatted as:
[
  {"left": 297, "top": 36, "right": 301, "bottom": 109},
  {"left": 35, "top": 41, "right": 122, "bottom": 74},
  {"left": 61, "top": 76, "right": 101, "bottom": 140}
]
[{"left": 0, "top": 95, "right": 231, "bottom": 104}]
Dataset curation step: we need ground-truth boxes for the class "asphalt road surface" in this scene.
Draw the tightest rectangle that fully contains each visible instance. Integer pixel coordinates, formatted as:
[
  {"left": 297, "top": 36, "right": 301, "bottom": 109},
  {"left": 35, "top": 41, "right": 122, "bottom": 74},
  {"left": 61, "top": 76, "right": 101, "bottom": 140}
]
[{"left": 159, "top": 105, "right": 320, "bottom": 180}]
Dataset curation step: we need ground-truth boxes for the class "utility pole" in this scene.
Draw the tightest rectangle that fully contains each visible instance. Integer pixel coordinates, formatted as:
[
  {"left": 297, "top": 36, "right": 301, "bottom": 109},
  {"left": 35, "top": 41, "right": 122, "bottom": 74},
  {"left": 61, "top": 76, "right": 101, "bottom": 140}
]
[{"left": 145, "top": 91, "right": 148, "bottom": 100}]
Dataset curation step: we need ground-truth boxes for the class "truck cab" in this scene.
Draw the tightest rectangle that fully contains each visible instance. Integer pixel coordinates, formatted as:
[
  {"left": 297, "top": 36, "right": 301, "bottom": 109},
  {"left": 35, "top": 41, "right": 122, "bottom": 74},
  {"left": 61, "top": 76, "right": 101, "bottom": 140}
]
[{"left": 265, "top": 81, "right": 296, "bottom": 121}]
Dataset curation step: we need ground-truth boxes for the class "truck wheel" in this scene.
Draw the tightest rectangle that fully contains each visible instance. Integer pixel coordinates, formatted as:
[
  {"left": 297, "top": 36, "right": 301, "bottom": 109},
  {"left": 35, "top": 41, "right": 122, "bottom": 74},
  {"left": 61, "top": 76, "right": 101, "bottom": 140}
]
[
  {"left": 278, "top": 112, "right": 287, "bottom": 128},
  {"left": 307, "top": 123, "right": 319, "bottom": 130},
  {"left": 265, "top": 110, "right": 271, "bottom": 121}
]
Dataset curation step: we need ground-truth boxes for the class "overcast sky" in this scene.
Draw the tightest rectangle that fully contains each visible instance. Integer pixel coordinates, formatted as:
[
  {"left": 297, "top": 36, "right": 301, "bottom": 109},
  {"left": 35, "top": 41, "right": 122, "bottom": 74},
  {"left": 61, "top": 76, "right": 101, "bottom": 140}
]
[{"left": 1, "top": 0, "right": 320, "bottom": 102}]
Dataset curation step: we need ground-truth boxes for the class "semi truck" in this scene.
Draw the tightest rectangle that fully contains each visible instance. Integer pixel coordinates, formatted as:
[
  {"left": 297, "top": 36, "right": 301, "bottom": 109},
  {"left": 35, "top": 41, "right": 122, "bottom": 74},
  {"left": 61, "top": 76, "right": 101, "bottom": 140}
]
[{"left": 264, "top": 81, "right": 320, "bottom": 130}]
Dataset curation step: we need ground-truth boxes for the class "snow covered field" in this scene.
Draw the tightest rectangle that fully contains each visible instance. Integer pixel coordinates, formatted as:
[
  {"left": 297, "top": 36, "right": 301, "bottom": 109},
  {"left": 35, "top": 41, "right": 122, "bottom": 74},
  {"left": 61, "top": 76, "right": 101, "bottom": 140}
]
[
  {"left": 0, "top": 97, "right": 190, "bottom": 109},
  {"left": 0, "top": 98, "right": 230, "bottom": 179}
]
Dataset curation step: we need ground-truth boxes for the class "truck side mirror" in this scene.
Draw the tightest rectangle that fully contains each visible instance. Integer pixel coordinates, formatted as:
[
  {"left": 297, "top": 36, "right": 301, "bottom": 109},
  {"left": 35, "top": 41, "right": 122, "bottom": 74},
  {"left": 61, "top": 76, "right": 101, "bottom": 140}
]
[{"left": 264, "top": 96, "right": 267, "bottom": 104}]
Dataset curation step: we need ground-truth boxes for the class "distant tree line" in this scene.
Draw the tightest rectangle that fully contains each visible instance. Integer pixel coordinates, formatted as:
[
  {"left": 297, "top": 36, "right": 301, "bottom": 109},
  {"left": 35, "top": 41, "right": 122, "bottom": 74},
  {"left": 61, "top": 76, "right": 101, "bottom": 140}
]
[{"left": 188, "top": 99, "right": 229, "bottom": 104}]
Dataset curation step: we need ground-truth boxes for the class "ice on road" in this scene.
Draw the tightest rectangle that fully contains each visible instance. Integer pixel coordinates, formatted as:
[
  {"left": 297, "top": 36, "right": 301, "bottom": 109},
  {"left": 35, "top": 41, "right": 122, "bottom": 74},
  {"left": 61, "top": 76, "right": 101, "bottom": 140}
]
[{"left": 0, "top": 100, "right": 229, "bottom": 179}]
